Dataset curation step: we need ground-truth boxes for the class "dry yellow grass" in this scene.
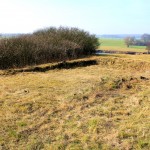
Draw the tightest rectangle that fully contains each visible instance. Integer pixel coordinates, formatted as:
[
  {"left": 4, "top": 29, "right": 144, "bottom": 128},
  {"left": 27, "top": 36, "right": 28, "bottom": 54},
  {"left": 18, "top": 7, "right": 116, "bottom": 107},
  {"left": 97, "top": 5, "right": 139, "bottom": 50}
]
[{"left": 0, "top": 54, "right": 150, "bottom": 150}]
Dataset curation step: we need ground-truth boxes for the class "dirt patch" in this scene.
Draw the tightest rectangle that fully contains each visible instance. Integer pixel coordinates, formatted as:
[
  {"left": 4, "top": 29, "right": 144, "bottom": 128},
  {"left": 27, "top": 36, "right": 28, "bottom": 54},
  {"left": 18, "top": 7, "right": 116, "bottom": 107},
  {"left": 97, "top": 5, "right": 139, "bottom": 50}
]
[{"left": 100, "top": 76, "right": 149, "bottom": 90}]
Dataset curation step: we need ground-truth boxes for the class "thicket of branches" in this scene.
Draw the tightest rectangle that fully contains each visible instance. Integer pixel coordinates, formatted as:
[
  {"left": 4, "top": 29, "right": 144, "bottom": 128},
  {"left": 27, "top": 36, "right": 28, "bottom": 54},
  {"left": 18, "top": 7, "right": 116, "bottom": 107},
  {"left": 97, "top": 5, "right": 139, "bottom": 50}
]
[{"left": 0, "top": 27, "right": 99, "bottom": 69}]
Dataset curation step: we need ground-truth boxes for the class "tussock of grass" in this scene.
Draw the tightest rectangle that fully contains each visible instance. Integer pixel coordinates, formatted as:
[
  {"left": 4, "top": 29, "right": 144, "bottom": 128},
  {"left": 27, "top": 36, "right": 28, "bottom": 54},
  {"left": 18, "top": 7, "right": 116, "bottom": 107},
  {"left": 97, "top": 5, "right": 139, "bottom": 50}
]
[{"left": 0, "top": 54, "right": 150, "bottom": 149}]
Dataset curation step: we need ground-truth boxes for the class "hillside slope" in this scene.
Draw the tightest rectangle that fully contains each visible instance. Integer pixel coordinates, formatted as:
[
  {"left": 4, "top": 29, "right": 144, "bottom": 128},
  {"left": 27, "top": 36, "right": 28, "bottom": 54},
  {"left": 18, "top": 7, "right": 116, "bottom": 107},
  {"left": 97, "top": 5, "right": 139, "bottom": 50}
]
[{"left": 0, "top": 54, "right": 150, "bottom": 150}]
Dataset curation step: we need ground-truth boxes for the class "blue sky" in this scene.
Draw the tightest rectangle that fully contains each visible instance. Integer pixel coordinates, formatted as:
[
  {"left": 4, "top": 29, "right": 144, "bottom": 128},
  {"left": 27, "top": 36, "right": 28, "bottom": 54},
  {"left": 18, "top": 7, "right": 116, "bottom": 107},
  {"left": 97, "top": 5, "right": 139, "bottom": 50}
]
[{"left": 0, "top": 0, "right": 150, "bottom": 34}]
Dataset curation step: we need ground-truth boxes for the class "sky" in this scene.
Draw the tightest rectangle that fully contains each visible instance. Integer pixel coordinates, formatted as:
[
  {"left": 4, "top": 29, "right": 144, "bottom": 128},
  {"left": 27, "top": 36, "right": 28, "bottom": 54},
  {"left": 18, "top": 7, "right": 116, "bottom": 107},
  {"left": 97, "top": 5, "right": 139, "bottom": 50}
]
[{"left": 0, "top": 0, "right": 150, "bottom": 34}]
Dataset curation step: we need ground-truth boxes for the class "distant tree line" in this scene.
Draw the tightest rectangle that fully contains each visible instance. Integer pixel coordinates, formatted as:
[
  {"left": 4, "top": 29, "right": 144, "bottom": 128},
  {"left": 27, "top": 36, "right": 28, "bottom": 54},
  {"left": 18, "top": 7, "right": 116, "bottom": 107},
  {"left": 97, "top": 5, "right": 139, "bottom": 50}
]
[
  {"left": 124, "top": 34, "right": 150, "bottom": 53},
  {"left": 0, "top": 27, "right": 99, "bottom": 69},
  {"left": 124, "top": 34, "right": 150, "bottom": 50}
]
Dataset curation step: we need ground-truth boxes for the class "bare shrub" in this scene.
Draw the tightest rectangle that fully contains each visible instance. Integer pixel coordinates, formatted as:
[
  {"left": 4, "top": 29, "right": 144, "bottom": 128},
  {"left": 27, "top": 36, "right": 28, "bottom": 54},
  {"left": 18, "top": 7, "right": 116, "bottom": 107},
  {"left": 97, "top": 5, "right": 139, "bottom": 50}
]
[{"left": 0, "top": 27, "right": 99, "bottom": 69}]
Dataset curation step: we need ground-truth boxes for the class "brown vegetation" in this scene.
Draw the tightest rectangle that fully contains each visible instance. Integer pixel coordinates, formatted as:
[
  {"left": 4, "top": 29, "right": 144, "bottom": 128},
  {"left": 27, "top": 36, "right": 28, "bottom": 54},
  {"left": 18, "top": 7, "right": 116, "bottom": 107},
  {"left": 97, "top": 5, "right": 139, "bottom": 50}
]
[{"left": 0, "top": 27, "right": 99, "bottom": 69}]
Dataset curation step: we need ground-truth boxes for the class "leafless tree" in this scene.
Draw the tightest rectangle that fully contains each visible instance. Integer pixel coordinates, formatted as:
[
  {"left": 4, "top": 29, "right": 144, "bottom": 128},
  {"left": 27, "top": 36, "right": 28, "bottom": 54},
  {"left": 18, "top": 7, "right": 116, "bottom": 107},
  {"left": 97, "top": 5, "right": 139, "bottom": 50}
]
[{"left": 124, "top": 37, "right": 135, "bottom": 47}]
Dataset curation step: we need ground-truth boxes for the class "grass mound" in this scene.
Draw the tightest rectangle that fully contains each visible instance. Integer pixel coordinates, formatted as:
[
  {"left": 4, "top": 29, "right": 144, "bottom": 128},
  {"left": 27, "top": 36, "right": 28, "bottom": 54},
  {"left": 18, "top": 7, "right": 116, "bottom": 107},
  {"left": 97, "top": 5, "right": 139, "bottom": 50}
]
[{"left": 97, "top": 56, "right": 150, "bottom": 72}]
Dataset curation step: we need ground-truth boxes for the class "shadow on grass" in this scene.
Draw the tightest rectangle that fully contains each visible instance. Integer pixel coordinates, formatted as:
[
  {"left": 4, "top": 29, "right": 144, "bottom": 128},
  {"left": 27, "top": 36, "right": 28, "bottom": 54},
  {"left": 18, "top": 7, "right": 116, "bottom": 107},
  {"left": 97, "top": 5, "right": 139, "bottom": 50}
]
[{"left": 4, "top": 59, "right": 98, "bottom": 74}]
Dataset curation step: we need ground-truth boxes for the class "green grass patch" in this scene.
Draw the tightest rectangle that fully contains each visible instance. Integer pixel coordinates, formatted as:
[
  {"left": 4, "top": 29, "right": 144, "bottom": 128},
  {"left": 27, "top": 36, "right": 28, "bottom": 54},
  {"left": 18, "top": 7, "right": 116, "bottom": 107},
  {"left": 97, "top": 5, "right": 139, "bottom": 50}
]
[{"left": 98, "top": 38, "right": 146, "bottom": 52}]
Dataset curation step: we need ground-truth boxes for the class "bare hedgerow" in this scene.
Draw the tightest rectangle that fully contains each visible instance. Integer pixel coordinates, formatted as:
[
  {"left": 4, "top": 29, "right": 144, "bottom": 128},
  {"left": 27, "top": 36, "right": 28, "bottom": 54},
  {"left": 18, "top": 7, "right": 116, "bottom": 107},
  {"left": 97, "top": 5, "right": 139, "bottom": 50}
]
[
  {"left": 0, "top": 27, "right": 99, "bottom": 69},
  {"left": 0, "top": 35, "right": 37, "bottom": 69}
]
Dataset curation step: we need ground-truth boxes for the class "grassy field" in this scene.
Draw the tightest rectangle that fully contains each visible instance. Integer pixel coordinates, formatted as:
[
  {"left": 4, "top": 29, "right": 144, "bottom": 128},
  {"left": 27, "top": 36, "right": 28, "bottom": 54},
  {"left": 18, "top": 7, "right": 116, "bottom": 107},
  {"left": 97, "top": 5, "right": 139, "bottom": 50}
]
[
  {"left": 98, "top": 38, "right": 147, "bottom": 52},
  {"left": 0, "top": 54, "right": 150, "bottom": 149}
]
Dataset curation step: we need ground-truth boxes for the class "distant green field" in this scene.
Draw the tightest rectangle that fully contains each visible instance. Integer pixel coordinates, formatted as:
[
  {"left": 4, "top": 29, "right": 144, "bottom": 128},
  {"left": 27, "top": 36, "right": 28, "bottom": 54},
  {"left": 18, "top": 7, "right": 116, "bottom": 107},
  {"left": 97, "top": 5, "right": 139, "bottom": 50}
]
[{"left": 98, "top": 38, "right": 147, "bottom": 52}]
